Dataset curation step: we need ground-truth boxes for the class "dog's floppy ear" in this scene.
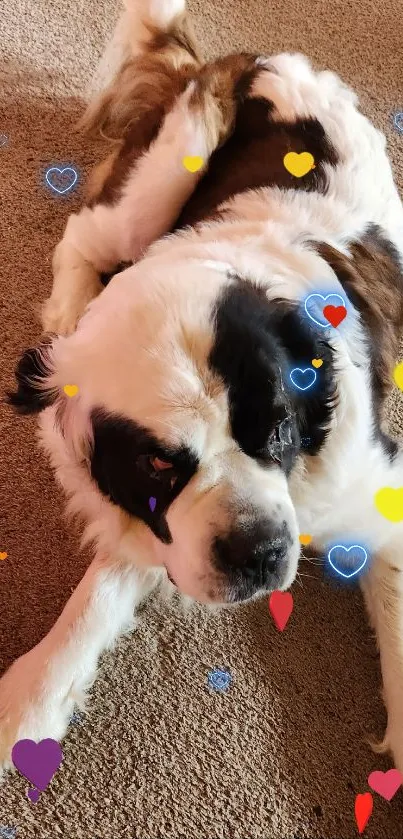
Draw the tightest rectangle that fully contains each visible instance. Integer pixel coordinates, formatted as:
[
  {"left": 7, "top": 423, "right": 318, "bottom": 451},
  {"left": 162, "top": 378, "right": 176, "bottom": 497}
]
[{"left": 6, "top": 335, "right": 58, "bottom": 414}]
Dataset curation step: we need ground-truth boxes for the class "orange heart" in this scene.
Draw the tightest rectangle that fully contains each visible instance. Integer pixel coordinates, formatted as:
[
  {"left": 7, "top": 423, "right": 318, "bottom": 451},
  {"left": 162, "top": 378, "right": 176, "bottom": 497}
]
[
  {"left": 0, "top": 551, "right": 8, "bottom": 561},
  {"left": 299, "top": 534, "right": 312, "bottom": 546}
]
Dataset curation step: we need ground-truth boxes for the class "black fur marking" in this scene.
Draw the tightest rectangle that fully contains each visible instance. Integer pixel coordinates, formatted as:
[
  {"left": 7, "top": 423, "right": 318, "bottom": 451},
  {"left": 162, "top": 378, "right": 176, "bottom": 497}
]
[
  {"left": 208, "top": 280, "right": 337, "bottom": 464},
  {"left": 176, "top": 104, "right": 339, "bottom": 229},
  {"left": 6, "top": 337, "right": 57, "bottom": 415},
  {"left": 90, "top": 409, "right": 198, "bottom": 543}
]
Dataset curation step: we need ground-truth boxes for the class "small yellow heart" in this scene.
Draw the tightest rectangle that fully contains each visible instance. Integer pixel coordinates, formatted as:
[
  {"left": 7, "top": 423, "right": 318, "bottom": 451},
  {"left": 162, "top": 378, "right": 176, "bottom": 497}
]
[
  {"left": 0, "top": 551, "right": 8, "bottom": 561},
  {"left": 283, "top": 151, "right": 315, "bottom": 178},
  {"left": 393, "top": 361, "right": 403, "bottom": 391},
  {"left": 374, "top": 487, "right": 403, "bottom": 523},
  {"left": 63, "top": 384, "right": 79, "bottom": 398},
  {"left": 312, "top": 359, "right": 323, "bottom": 368},
  {"left": 299, "top": 534, "right": 312, "bottom": 546},
  {"left": 182, "top": 156, "right": 204, "bottom": 173}
]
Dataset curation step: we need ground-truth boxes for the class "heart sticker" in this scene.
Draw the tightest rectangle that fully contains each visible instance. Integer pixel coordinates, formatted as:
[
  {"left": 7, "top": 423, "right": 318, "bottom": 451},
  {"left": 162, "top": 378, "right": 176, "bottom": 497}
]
[
  {"left": 393, "top": 112, "right": 403, "bottom": 133},
  {"left": 327, "top": 544, "right": 368, "bottom": 579},
  {"left": 311, "top": 358, "right": 323, "bottom": 368},
  {"left": 269, "top": 591, "right": 293, "bottom": 631},
  {"left": 63, "top": 384, "right": 78, "bottom": 397},
  {"left": 283, "top": 151, "right": 315, "bottom": 177},
  {"left": 304, "top": 292, "right": 346, "bottom": 328},
  {"left": 182, "top": 156, "right": 204, "bottom": 173},
  {"left": 12, "top": 739, "right": 63, "bottom": 801},
  {"left": 323, "top": 304, "right": 347, "bottom": 328},
  {"left": 368, "top": 768, "right": 402, "bottom": 801},
  {"left": 149, "top": 497, "right": 157, "bottom": 513},
  {"left": 0, "top": 551, "right": 7, "bottom": 561},
  {"left": 290, "top": 367, "right": 316, "bottom": 391},
  {"left": 45, "top": 166, "right": 78, "bottom": 195},
  {"left": 393, "top": 361, "right": 403, "bottom": 391},
  {"left": 299, "top": 534, "right": 312, "bottom": 546},
  {"left": 374, "top": 487, "right": 403, "bottom": 522},
  {"left": 355, "top": 792, "right": 373, "bottom": 834}
]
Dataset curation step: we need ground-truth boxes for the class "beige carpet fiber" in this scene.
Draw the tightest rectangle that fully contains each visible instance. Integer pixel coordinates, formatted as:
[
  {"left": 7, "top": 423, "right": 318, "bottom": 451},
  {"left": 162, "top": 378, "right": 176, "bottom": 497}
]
[{"left": 1, "top": 1, "right": 403, "bottom": 837}]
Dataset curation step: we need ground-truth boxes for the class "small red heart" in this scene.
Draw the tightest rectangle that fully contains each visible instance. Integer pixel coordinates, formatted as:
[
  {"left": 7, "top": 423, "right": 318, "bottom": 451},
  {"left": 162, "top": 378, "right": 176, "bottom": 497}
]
[
  {"left": 323, "top": 304, "right": 347, "bottom": 327},
  {"left": 355, "top": 792, "right": 373, "bottom": 834},
  {"left": 268, "top": 591, "right": 293, "bottom": 631}
]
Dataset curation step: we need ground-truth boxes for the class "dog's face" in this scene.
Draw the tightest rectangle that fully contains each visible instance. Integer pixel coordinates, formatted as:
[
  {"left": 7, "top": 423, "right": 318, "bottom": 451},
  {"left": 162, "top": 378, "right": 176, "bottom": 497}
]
[{"left": 8, "top": 258, "right": 336, "bottom": 604}]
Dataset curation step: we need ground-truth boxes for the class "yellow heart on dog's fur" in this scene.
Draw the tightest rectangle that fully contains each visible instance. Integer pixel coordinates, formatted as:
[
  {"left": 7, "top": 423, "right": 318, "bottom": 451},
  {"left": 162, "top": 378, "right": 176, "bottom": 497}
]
[
  {"left": 63, "top": 384, "right": 79, "bottom": 398},
  {"left": 299, "top": 534, "right": 312, "bottom": 546},
  {"left": 312, "top": 358, "right": 323, "bottom": 368},
  {"left": 0, "top": 551, "right": 8, "bottom": 561},
  {"left": 283, "top": 151, "right": 315, "bottom": 178},
  {"left": 374, "top": 487, "right": 403, "bottom": 522},
  {"left": 393, "top": 361, "right": 403, "bottom": 391},
  {"left": 182, "top": 156, "right": 204, "bottom": 173}
]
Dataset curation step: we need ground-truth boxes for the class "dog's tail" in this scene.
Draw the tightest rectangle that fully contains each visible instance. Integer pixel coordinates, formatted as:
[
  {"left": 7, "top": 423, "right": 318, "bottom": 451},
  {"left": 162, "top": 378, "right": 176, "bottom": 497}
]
[{"left": 79, "top": 0, "right": 201, "bottom": 144}]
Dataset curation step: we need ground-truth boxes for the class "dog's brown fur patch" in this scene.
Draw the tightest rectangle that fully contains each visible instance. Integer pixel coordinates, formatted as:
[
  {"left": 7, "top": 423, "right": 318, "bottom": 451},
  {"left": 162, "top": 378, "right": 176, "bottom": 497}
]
[{"left": 315, "top": 226, "right": 403, "bottom": 409}]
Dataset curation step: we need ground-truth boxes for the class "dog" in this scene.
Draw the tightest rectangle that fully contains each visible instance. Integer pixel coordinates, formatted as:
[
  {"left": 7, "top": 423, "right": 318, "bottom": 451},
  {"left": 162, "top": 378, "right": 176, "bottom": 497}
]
[{"left": 2, "top": 0, "right": 403, "bottom": 777}]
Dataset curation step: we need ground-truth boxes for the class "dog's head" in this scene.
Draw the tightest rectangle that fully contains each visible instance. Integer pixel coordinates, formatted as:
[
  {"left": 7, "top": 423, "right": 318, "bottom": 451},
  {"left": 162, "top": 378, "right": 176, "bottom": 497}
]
[{"left": 7, "top": 259, "right": 336, "bottom": 604}]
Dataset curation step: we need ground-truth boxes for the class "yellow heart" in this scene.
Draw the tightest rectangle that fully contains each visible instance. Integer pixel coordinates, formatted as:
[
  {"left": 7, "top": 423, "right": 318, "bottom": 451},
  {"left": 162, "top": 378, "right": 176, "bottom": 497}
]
[
  {"left": 0, "top": 551, "right": 8, "bottom": 561},
  {"left": 182, "top": 156, "right": 204, "bottom": 173},
  {"left": 312, "top": 359, "right": 323, "bottom": 368},
  {"left": 393, "top": 361, "right": 403, "bottom": 391},
  {"left": 299, "top": 534, "right": 312, "bottom": 546},
  {"left": 283, "top": 151, "right": 315, "bottom": 178},
  {"left": 63, "top": 384, "right": 79, "bottom": 398},
  {"left": 374, "top": 487, "right": 403, "bottom": 523}
]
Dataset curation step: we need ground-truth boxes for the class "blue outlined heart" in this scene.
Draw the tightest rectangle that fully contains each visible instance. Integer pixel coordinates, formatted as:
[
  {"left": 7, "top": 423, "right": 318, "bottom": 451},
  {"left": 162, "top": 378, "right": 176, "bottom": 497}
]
[
  {"left": 304, "top": 292, "right": 346, "bottom": 328},
  {"left": 290, "top": 367, "right": 316, "bottom": 391},
  {"left": 393, "top": 112, "right": 403, "bottom": 133},
  {"left": 327, "top": 544, "right": 368, "bottom": 579},
  {"left": 45, "top": 166, "right": 78, "bottom": 195}
]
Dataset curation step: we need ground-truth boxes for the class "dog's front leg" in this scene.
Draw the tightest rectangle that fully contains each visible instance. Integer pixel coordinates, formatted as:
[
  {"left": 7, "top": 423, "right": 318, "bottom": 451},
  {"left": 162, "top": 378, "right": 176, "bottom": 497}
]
[
  {"left": 0, "top": 555, "right": 161, "bottom": 774},
  {"left": 363, "top": 537, "right": 403, "bottom": 774}
]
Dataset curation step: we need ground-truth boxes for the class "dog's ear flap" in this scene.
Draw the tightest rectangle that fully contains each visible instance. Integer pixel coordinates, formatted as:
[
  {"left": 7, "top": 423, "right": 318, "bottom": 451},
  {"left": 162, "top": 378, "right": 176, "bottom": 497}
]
[{"left": 6, "top": 336, "right": 58, "bottom": 415}]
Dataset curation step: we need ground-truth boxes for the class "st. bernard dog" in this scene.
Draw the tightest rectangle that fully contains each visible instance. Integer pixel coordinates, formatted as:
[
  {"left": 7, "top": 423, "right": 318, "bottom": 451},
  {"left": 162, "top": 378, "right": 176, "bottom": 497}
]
[{"left": 2, "top": 0, "right": 403, "bottom": 777}]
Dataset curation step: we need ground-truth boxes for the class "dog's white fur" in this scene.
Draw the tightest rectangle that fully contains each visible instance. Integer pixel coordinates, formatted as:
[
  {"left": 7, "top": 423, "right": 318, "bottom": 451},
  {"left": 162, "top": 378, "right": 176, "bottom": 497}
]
[{"left": 2, "top": 0, "right": 403, "bottom": 780}]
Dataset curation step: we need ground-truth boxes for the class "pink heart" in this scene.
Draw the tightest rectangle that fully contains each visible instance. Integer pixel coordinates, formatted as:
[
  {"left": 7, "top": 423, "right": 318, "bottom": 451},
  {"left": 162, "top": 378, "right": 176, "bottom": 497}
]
[{"left": 368, "top": 768, "right": 402, "bottom": 801}]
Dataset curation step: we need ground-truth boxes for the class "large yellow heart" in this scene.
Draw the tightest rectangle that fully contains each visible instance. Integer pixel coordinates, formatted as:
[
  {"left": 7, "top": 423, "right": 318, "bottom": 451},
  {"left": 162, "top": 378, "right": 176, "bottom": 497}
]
[
  {"left": 374, "top": 487, "right": 403, "bottom": 522},
  {"left": 393, "top": 361, "right": 403, "bottom": 391},
  {"left": 312, "top": 358, "right": 323, "bottom": 368},
  {"left": 182, "top": 156, "right": 204, "bottom": 173},
  {"left": 283, "top": 151, "right": 315, "bottom": 178},
  {"left": 63, "top": 384, "right": 79, "bottom": 398}
]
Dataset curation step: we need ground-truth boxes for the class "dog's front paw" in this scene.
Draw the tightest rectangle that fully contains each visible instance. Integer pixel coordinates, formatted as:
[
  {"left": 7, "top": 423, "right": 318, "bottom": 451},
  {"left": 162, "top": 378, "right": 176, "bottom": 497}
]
[
  {"left": 41, "top": 286, "right": 99, "bottom": 336},
  {"left": 0, "top": 649, "right": 76, "bottom": 775}
]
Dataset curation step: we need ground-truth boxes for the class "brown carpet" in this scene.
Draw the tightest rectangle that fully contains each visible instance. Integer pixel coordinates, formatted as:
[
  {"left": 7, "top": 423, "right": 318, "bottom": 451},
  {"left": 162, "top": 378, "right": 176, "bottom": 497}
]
[{"left": 1, "top": 1, "right": 403, "bottom": 837}]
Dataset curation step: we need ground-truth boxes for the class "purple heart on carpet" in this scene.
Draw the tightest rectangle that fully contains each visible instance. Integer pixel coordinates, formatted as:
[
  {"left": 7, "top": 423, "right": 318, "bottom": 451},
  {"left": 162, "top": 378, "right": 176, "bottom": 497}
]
[
  {"left": 149, "top": 496, "right": 157, "bottom": 512},
  {"left": 12, "top": 738, "right": 63, "bottom": 790},
  {"left": 27, "top": 788, "right": 40, "bottom": 803}
]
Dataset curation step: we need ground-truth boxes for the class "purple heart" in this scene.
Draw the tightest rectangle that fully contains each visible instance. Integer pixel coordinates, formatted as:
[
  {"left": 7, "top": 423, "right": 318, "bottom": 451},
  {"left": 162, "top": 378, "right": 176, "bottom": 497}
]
[
  {"left": 149, "top": 497, "right": 157, "bottom": 512},
  {"left": 27, "top": 788, "right": 40, "bottom": 803},
  {"left": 12, "top": 739, "right": 63, "bottom": 790}
]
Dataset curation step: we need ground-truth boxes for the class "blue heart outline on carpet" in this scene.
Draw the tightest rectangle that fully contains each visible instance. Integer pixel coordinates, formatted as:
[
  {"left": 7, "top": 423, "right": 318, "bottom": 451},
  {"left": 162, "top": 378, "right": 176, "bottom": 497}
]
[
  {"left": 290, "top": 367, "right": 317, "bottom": 391},
  {"left": 304, "top": 291, "right": 346, "bottom": 328},
  {"left": 45, "top": 165, "right": 78, "bottom": 195},
  {"left": 327, "top": 544, "right": 368, "bottom": 579}
]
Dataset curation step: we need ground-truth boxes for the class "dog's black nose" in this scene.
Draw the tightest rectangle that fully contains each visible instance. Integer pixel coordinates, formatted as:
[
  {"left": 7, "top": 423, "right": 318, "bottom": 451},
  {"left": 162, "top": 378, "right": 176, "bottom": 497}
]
[{"left": 213, "top": 520, "right": 291, "bottom": 588}]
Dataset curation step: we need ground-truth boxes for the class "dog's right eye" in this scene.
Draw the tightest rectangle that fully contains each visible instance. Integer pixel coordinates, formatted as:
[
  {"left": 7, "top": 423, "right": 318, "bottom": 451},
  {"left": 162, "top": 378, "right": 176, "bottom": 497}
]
[{"left": 143, "top": 455, "right": 178, "bottom": 490}]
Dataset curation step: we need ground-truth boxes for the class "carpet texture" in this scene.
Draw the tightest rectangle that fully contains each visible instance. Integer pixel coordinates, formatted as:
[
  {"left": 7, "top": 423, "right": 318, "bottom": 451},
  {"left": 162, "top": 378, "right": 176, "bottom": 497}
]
[{"left": 1, "top": 1, "right": 403, "bottom": 837}]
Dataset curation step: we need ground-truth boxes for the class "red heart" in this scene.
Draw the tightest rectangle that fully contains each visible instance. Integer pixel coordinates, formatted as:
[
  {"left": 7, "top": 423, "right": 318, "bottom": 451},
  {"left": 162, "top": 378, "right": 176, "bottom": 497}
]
[
  {"left": 355, "top": 792, "right": 373, "bottom": 834},
  {"left": 323, "top": 304, "right": 347, "bottom": 327},
  {"left": 268, "top": 591, "right": 293, "bottom": 631}
]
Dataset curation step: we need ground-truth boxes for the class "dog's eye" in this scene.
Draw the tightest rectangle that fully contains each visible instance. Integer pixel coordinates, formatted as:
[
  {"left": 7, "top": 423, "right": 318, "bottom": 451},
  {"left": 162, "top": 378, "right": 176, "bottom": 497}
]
[
  {"left": 267, "top": 417, "right": 293, "bottom": 462},
  {"left": 147, "top": 456, "right": 178, "bottom": 489}
]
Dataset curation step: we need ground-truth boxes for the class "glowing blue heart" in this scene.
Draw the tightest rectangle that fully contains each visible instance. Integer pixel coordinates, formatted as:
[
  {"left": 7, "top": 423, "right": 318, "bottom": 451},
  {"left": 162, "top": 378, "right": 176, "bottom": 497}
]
[
  {"left": 304, "top": 292, "right": 346, "bottom": 328},
  {"left": 290, "top": 367, "right": 316, "bottom": 391},
  {"left": 393, "top": 112, "right": 403, "bottom": 133},
  {"left": 328, "top": 544, "right": 368, "bottom": 579},
  {"left": 45, "top": 166, "right": 78, "bottom": 195}
]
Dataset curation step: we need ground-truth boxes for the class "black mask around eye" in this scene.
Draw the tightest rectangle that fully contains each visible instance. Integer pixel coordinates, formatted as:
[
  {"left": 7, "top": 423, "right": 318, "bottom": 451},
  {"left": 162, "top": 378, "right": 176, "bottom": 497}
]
[{"left": 89, "top": 410, "right": 198, "bottom": 544}]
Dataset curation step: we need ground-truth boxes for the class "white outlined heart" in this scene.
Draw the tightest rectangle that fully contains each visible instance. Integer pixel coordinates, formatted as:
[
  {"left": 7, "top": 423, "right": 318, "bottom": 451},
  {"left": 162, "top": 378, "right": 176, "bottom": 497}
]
[{"left": 45, "top": 166, "right": 78, "bottom": 195}]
